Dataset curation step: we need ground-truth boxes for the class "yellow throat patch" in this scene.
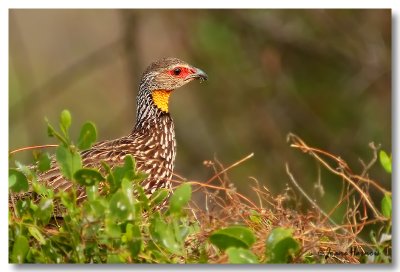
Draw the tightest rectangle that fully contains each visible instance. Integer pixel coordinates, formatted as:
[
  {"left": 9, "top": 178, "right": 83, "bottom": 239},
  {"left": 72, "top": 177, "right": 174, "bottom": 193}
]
[{"left": 152, "top": 90, "right": 173, "bottom": 112}]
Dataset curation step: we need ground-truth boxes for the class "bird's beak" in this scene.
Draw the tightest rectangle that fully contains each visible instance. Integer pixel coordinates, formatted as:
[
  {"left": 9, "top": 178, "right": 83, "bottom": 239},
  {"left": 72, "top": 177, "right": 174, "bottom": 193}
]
[{"left": 187, "top": 67, "right": 208, "bottom": 81}]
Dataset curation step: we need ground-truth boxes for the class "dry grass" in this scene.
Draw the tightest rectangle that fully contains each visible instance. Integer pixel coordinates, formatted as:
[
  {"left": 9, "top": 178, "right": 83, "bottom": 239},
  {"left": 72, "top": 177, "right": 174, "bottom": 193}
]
[{"left": 169, "top": 133, "right": 391, "bottom": 264}]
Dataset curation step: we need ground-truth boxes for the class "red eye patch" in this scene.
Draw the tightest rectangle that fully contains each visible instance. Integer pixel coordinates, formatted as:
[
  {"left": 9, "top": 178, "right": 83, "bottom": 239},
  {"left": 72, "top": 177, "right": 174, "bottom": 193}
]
[{"left": 168, "top": 67, "right": 195, "bottom": 78}]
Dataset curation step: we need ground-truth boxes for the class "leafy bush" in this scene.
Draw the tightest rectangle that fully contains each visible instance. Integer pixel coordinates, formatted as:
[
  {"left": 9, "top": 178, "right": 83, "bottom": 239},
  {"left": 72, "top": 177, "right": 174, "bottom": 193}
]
[
  {"left": 9, "top": 110, "right": 300, "bottom": 264},
  {"left": 8, "top": 110, "right": 391, "bottom": 264}
]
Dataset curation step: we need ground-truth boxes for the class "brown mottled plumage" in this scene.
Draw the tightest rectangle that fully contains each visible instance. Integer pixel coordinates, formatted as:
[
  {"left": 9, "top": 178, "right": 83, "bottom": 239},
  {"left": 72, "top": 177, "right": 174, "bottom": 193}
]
[{"left": 13, "top": 57, "right": 207, "bottom": 208}]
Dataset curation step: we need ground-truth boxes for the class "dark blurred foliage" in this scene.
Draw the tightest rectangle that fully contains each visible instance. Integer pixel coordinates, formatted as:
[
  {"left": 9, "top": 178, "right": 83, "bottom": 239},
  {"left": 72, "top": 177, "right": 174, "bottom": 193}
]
[{"left": 9, "top": 9, "right": 391, "bottom": 217}]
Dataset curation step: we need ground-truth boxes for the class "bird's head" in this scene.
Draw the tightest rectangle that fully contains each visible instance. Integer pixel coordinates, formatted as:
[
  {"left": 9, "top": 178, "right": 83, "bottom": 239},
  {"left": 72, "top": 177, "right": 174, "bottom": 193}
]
[{"left": 140, "top": 57, "right": 208, "bottom": 112}]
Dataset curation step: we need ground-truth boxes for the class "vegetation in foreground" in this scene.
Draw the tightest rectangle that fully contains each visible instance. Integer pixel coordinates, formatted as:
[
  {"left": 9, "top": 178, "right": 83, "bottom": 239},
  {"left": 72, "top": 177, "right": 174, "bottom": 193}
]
[{"left": 9, "top": 110, "right": 392, "bottom": 264}]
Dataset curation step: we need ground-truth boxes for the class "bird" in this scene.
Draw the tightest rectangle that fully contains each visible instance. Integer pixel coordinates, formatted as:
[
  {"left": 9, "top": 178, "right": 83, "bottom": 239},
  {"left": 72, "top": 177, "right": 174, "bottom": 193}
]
[{"left": 14, "top": 57, "right": 208, "bottom": 207}]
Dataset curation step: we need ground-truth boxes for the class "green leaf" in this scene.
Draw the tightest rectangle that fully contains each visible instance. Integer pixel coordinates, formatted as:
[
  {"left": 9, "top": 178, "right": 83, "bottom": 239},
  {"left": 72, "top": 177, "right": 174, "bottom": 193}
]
[
  {"left": 15, "top": 199, "right": 30, "bottom": 217},
  {"left": 34, "top": 198, "right": 54, "bottom": 225},
  {"left": 107, "top": 254, "right": 124, "bottom": 263},
  {"left": 226, "top": 247, "right": 259, "bottom": 264},
  {"left": 37, "top": 152, "right": 51, "bottom": 172},
  {"left": 111, "top": 155, "right": 136, "bottom": 192},
  {"left": 149, "top": 188, "right": 169, "bottom": 208},
  {"left": 381, "top": 193, "right": 392, "bottom": 218},
  {"left": 128, "top": 241, "right": 142, "bottom": 259},
  {"left": 60, "top": 109, "right": 72, "bottom": 136},
  {"left": 56, "top": 145, "right": 82, "bottom": 181},
  {"left": 149, "top": 215, "right": 182, "bottom": 255},
  {"left": 121, "top": 178, "right": 134, "bottom": 199},
  {"left": 109, "top": 191, "right": 133, "bottom": 221},
  {"left": 9, "top": 174, "right": 16, "bottom": 188},
  {"left": 15, "top": 161, "right": 34, "bottom": 178},
  {"left": 133, "top": 172, "right": 148, "bottom": 183},
  {"left": 379, "top": 150, "right": 392, "bottom": 173},
  {"left": 266, "top": 227, "right": 300, "bottom": 263},
  {"left": 124, "top": 223, "right": 134, "bottom": 241},
  {"left": 59, "top": 191, "right": 74, "bottom": 212},
  {"left": 177, "top": 224, "right": 190, "bottom": 242},
  {"left": 11, "top": 236, "right": 29, "bottom": 263},
  {"left": 28, "top": 226, "right": 46, "bottom": 245},
  {"left": 40, "top": 242, "right": 62, "bottom": 263},
  {"left": 46, "top": 118, "right": 56, "bottom": 138},
  {"left": 83, "top": 199, "right": 106, "bottom": 220},
  {"left": 74, "top": 168, "right": 104, "bottom": 186},
  {"left": 106, "top": 220, "right": 121, "bottom": 238},
  {"left": 9, "top": 169, "right": 29, "bottom": 193},
  {"left": 121, "top": 155, "right": 135, "bottom": 174},
  {"left": 46, "top": 118, "right": 68, "bottom": 146},
  {"left": 77, "top": 122, "right": 97, "bottom": 150},
  {"left": 168, "top": 183, "right": 191, "bottom": 214},
  {"left": 249, "top": 210, "right": 262, "bottom": 224},
  {"left": 132, "top": 180, "right": 149, "bottom": 211},
  {"left": 209, "top": 226, "right": 256, "bottom": 250},
  {"left": 32, "top": 180, "right": 50, "bottom": 195},
  {"left": 85, "top": 184, "right": 99, "bottom": 201},
  {"left": 124, "top": 223, "right": 142, "bottom": 258}
]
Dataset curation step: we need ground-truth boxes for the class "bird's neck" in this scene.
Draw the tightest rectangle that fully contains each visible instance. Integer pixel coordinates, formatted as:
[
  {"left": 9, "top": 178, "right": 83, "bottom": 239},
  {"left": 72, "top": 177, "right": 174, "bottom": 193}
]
[
  {"left": 133, "top": 86, "right": 173, "bottom": 132},
  {"left": 152, "top": 90, "right": 172, "bottom": 112}
]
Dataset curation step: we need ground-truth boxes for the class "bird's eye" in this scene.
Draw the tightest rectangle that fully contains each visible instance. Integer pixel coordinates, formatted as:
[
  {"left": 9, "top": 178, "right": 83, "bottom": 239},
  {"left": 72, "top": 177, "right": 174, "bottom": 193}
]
[{"left": 173, "top": 68, "right": 181, "bottom": 76}]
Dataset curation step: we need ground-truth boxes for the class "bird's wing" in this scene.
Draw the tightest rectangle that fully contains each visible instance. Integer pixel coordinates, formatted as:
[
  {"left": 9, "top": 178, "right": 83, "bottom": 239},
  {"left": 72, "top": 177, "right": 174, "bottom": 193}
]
[{"left": 40, "top": 134, "right": 145, "bottom": 193}]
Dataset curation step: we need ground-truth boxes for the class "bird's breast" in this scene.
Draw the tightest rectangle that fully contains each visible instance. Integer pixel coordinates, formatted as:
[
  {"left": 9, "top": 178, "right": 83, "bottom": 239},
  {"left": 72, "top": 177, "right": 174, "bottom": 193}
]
[{"left": 135, "top": 115, "right": 176, "bottom": 176}]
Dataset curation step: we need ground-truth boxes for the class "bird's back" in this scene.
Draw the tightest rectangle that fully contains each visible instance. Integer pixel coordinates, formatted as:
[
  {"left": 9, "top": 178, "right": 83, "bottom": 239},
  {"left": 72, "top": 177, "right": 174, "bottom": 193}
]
[{"left": 40, "top": 113, "right": 176, "bottom": 201}]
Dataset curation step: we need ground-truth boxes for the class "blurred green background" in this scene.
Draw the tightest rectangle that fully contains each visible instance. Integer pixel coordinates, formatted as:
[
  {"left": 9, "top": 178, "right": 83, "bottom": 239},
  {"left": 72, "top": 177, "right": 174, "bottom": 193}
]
[{"left": 9, "top": 9, "right": 391, "bottom": 214}]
